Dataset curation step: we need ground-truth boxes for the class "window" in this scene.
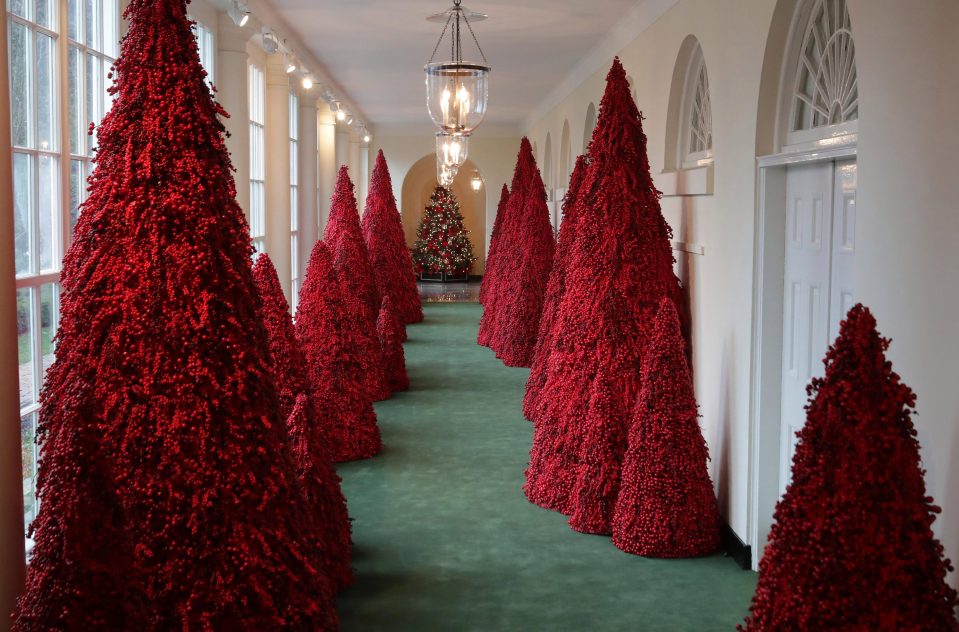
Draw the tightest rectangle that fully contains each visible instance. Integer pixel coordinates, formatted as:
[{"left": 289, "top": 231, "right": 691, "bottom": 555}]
[
  {"left": 289, "top": 91, "right": 299, "bottom": 309},
  {"left": 9, "top": 0, "right": 120, "bottom": 542},
  {"left": 248, "top": 63, "right": 265, "bottom": 254},
  {"left": 681, "top": 42, "right": 712, "bottom": 166},
  {"left": 192, "top": 20, "right": 214, "bottom": 88}
]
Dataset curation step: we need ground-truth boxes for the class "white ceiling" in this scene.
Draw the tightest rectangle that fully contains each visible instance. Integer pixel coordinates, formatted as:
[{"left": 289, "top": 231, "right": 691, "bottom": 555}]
[{"left": 263, "top": 0, "right": 657, "bottom": 134}]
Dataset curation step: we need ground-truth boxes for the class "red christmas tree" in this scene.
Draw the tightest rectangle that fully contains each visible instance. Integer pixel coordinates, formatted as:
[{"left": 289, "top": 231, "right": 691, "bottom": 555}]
[
  {"left": 740, "top": 305, "right": 959, "bottom": 630},
  {"left": 377, "top": 296, "right": 410, "bottom": 393},
  {"left": 478, "top": 183, "right": 509, "bottom": 306},
  {"left": 525, "top": 58, "right": 687, "bottom": 515},
  {"left": 477, "top": 139, "right": 537, "bottom": 348},
  {"left": 252, "top": 253, "right": 353, "bottom": 590},
  {"left": 326, "top": 166, "right": 388, "bottom": 401},
  {"left": 612, "top": 299, "right": 719, "bottom": 556},
  {"left": 523, "top": 154, "right": 588, "bottom": 421},
  {"left": 297, "top": 240, "right": 382, "bottom": 462},
  {"left": 15, "top": 1, "right": 336, "bottom": 628},
  {"left": 485, "top": 138, "right": 556, "bottom": 367},
  {"left": 362, "top": 150, "right": 423, "bottom": 325}
]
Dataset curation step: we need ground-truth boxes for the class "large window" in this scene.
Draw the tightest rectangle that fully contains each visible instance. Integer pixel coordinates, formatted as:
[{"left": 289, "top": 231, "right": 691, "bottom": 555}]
[
  {"left": 289, "top": 91, "right": 299, "bottom": 309},
  {"left": 248, "top": 63, "right": 265, "bottom": 254},
  {"left": 191, "top": 18, "right": 214, "bottom": 88},
  {"left": 9, "top": 0, "right": 119, "bottom": 541}
]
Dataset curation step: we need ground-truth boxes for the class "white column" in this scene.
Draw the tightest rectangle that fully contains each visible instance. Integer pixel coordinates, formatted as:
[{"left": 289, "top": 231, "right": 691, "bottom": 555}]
[
  {"left": 357, "top": 142, "right": 370, "bottom": 214},
  {"left": 216, "top": 14, "right": 251, "bottom": 218},
  {"left": 297, "top": 91, "right": 319, "bottom": 281},
  {"left": 0, "top": 11, "right": 26, "bottom": 625},
  {"left": 264, "top": 54, "right": 292, "bottom": 303},
  {"left": 348, "top": 131, "right": 361, "bottom": 193},
  {"left": 335, "top": 127, "right": 349, "bottom": 172},
  {"left": 317, "top": 103, "right": 337, "bottom": 236}
]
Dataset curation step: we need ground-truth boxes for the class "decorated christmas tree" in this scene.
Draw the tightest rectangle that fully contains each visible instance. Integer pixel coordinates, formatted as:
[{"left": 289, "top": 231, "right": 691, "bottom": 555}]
[
  {"left": 484, "top": 138, "right": 555, "bottom": 367},
  {"left": 15, "top": 1, "right": 336, "bottom": 628},
  {"left": 297, "top": 240, "right": 382, "bottom": 462},
  {"left": 411, "top": 185, "right": 476, "bottom": 278},
  {"left": 377, "top": 296, "right": 410, "bottom": 393},
  {"left": 525, "top": 58, "right": 687, "bottom": 515},
  {"left": 478, "top": 183, "right": 509, "bottom": 306},
  {"left": 326, "top": 166, "right": 389, "bottom": 401},
  {"left": 253, "top": 253, "right": 353, "bottom": 590},
  {"left": 612, "top": 299, "right": 719, "bottom": 556},
  {"left": 740, "top": 305, "right": 959, "bottom": 630},
  {"left": 363, "top": 150, "right": 423, "bottom": 325},
  {"left": 523, "top": 155, "right": 588, "bottom": 422}
]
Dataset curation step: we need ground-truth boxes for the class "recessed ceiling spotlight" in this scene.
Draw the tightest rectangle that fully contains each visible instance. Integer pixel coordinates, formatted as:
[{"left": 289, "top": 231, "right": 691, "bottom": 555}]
[{"left": 228, "top": 0, "right": 249, "bottom": 27}]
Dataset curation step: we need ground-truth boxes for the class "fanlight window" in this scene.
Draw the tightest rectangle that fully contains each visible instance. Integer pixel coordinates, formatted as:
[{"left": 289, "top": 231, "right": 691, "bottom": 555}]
[
  {"left": 687, "top": 62, "right": 712, "bottom": 156},
  {"left": 792, "top": 0, "right": 858, "bottom": 132}
]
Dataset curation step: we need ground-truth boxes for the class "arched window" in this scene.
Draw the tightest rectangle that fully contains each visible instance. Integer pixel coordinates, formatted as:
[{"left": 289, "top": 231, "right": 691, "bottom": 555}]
[
  {"left": 559, "top": 119, "right": 571, "bottom": 187},
  {"left": 583, "top": 102, "right": 596, "bottom": 154},
  {"left": 543, "top": 132, "right": 553, "bottom": 201},
  {"left": 786, "top": 0, "right": 858, "bottom": 145},
  {"left": 680, "top": 41, "right": 712, "bottom": 166}
]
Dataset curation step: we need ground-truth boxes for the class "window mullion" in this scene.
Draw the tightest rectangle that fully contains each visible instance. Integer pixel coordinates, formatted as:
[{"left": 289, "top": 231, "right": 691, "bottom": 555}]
[{"left": 58, "top": 0, "right": 71, "bottom": 260}]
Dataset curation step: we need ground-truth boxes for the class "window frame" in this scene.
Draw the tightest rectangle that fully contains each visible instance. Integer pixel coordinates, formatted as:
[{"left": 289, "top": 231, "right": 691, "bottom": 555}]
[{"left": 248, "top": 62, "right": 265, "bottom": 254}]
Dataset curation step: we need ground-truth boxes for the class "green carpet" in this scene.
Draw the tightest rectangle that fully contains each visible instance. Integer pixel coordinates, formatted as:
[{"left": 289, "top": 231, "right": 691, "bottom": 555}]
[{"left": 336, "top": 303, "right": 756, "bottom": 631}]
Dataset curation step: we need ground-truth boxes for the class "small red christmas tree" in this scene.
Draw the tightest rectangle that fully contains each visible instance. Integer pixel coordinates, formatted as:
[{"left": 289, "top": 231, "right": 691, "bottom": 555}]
[
  {"left": 410, "top": 186, "right": 476, "bottom": 277},
  {"left": 326, "top": 167, "right": 388, "bottom": 401},
  {"left": 612, "top": 299, "right": 719, "bottom": 556},
  {"left": 740, "top": 305, "right": 959, "bottom": 630},
  {"left": 478, "top": 183, "right": 509, "bottom": 306},
  {"left": 377, "top": 296, "right": 410, "bottom": 393},
  {"left": 362, "top": 150, "right": 423, "bottom": 325},
  {"left": 485, "top": 138, "right": 556, "bottom": 367},
  {"left": 253, "top": 253, "right": 353, "bottom": 590},
  {"left": 297, "top": 240, "right": 382, "bottom": 462},
  {"left": 15, "top": 1, "right": 336, "bottom": 628},
  {"left": 523, "top": 154, "right": 588, "bottom": 420},
  {"left": 525, "top": 58, "right": 687, "bottom": 515},
  {"left": 567, "top": 342, "right": 629, "bottom": 535}
]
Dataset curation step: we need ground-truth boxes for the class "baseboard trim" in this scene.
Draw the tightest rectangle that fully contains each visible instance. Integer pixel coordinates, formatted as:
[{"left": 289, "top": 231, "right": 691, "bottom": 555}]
[{"left": 721, "top": 524, "right": 752, "bottom": 570}]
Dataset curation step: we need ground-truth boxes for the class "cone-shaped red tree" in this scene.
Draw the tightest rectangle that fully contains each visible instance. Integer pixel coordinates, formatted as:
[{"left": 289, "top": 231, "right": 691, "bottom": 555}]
[
  {"left": 297, "top": 240, "right": 382, "bottom": 462},
  {"left": 252, "top": 253, "right": 353, "bottom": 590},
  {"left": 478, "top": 183, "right": 510, "bottom": 306},
  {"left": 567, "top": 341, "right": 629, "bottom": 535},
  {"left": 326, "top": 166, "right": 388, "bottom": 401},
  {"left": 14, "top": 1, "right": 337, "bottom": 628},
  {"left": 477, "top": 138, "right": 538, "bottom": 348},
  {"left": 525, "top": 58, "right": 687, "bottom": 515},
  {"left": 485, "top": 139, "right": 556, "bottom": 367},
  {"left": 740, "top": 304, "right": 959, "bottom": 630},
  {"left": 362, "top": 150, "right": 423, "bottom": 325},
  {"left": 523, "top": 154, "right": 588, "bottom": 421},
  {"left": 377, "top": 296, "right": 410, "bottom": 393},
  {"left": 612, "top": 299, "right": 719, "bottom": 556}
]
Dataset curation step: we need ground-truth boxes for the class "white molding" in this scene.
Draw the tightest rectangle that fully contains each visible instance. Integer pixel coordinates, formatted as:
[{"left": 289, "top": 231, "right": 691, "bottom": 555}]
[
  {"left": 757, "top": 141, "right": 857, "bottom": 167},
  {"left": 658, "top": 164, "right": 713, "bottom": 196},
  {"left": 522, "top": 0, "right": 679, "bottom": 132},
  {"left": 671, "top": 240, "right": 704, "bottom": 256}
]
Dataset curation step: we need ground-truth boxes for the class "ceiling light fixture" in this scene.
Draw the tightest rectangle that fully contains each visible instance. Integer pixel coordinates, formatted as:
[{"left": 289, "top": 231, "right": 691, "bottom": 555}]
[
  {"left": 228, "top": 0, "right": 249, "bottom": 27},
  {"left": 470, "top": 170, "right": 482, "bottom": 191},
  {"left": 285, "top": 54, "right": 297, "bottom": 74},
  {"left": 337, "top": 110, "right": 347, "bottom": 122},
  {"left": 261, "top": 28, "right": 279, "bottom": 54},
  {"left": 301, "top": 76, "right": 314, "bottom": 90},
  {"left": 364, "top": 132, "right": 371, "bottom": 143}
]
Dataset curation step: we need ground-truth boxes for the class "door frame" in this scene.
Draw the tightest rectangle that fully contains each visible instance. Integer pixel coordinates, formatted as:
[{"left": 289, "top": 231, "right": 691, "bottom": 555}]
[{"left": 746, "top": 143, "right": 857, "bottom": 569}]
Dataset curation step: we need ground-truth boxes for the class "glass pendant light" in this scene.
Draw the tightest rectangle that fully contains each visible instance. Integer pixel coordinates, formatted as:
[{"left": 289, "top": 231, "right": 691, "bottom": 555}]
[
  {"left": 437, "top": 161, "right": 458, "bottom": 188},
  {"left": 436, "top": 132, "right": 468, "bottom": 170}
]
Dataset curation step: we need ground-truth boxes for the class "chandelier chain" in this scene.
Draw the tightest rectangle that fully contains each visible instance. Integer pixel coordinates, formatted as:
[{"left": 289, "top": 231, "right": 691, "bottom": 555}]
[{"left": 462, "top": 12, "right": 488, "bottom": 66}]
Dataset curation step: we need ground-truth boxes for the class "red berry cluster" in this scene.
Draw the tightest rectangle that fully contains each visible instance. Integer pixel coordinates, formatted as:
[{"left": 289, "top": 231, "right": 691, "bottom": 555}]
[
  {"left": 296, "top": 240, "right": 383, "bottom": 463},
  {"left": 362, "top": 150, "right": 423, "bottom": 325},
  {"left": 326, "top": 167, "right": 388, "bottom": 401},
  {"left": 478, "top": 183, "right": 510, "bottom": 306},
  {"left": 740, "top": 305, "right": 959, "bottom": 630},
  {"left": 377, "top": 296, "right": 410, "bottom": 393},
  {"left": 15, "top": 1, "right": 338, "bottom": 628},
  {"left": 253, "top": 254, "right": 353, "bottom": 591},
  {"left": 477, "top": 138, "right": 556, "bottom": 367}
]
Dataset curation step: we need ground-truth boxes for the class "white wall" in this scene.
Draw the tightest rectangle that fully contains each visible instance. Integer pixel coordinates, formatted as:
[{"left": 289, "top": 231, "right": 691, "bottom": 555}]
[{"left": 523, "top": 0, "right": 959, "bottom": 587}]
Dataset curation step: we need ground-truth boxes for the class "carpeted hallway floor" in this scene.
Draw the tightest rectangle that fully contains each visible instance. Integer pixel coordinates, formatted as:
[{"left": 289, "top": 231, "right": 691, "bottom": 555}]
[{"left": 336, "top": 302, "right": 756, "bottom": 631}]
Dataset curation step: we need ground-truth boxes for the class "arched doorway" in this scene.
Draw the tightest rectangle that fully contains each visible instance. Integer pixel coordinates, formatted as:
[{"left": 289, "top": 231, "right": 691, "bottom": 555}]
[{"left": 400, "top": 155, "right": 488, "bottom": 274}]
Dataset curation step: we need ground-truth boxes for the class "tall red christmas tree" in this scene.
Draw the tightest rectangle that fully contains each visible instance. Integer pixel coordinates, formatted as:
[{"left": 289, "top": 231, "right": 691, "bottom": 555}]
[
  {"left": 297, "top": 240, "right": 382, "bottom": 462},
  {"left": 740, "top": 305, "right": 959, "bottom": 630},
  {"left": 377, "top": 296, "right": 410, "bottom": 393},
  {"left": 15, "top": 1, "right": 336, "bottom": 628},
  {"left": 523, "top": 154, "right": 588, "bottom": 420},
  {"left": 253, "top": 253, "right": 353, "bottom": 590},
  {"left": 326, "top": 166, "right": 389, "bottom": 401},
  {"left": 477, "top": 138, "right": 537, "bottom": 348},
  {"left": 478, "top": 183, "right": 510, "bottom": 306},
  {"left": 525, "top": 58, "right": 687, "bottom": 515},
  {"left": 362, "top": 150, "right": 423, "bottom": 325},
  {"left": 612, "top": 299, "right": 719, "bottom": 556},
  {"left": 484, "top": 138, "right": 555, "bottom": 367},
  {"left": 410, "top": 186, "right": 476, "bottom": 277}
]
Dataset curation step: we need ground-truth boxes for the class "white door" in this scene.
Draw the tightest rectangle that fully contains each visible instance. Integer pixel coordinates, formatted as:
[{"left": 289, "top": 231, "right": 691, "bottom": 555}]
[{"left": 779, "top": 159, "right": 857, "bottom": 496}]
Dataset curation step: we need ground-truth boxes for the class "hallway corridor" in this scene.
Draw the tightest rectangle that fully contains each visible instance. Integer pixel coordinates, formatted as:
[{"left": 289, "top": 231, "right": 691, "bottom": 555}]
[{"left": 336, "top": 303, "right": 756, "bottom": 631}]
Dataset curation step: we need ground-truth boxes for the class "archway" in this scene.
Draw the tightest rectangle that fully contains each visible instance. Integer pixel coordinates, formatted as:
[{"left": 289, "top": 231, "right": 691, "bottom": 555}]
[
  {"left": 583, "top": 102, "right": 597, "bottom": 154},
  {"left": 400, "top": 155, "right": 488, "bottom": 274}
]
